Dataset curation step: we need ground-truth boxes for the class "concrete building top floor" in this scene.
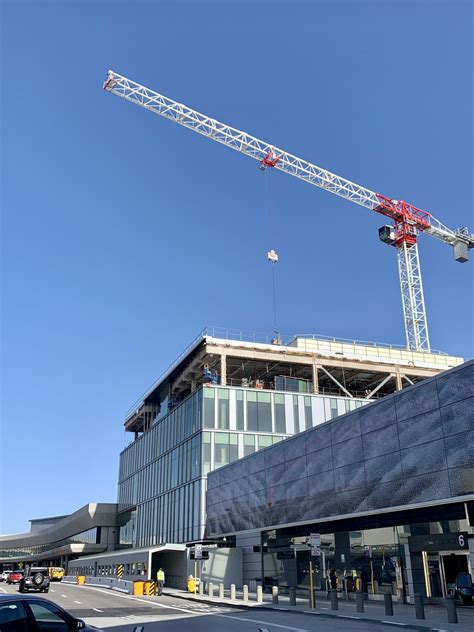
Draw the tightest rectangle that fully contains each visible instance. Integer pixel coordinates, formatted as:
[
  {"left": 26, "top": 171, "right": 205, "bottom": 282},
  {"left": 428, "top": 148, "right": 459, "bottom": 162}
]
[{"left": 124, "top": 327, "right": 464, "bottom": 433}]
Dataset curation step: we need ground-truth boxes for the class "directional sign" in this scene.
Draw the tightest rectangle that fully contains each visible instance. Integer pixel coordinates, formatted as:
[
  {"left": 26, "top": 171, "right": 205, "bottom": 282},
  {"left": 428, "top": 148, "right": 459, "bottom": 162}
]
[{"left": 195, "top": 544, "right": 203, "bottom": 560}]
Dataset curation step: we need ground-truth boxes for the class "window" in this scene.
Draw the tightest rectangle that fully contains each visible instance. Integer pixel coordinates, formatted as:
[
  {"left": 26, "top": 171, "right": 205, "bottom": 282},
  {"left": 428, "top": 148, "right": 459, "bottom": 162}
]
[
  {"left": 214, "top": 433, "right": 238, "bottom": 469},
  {"left": 304, "top": 397, "right": 312, "bottom": 430},
  {"left": 258, "top": 435, "right": 272, "bottom": 449},
  {"left": 274, "top": 394, "right": 286, "bottom": 433},
  {"left": 236, "top": 390, "right": 244, "bottom": 430},
  {"left": 202, "top": 432, "right": 211, "bottom": 475},
  {"left": 330, "top": 398, "right": 338, "bottom": 419},
  {"left": 203, "top": 388, "right": 215, "bottom": 428},
  {"left": 247, "top": 391, "right": 258, "bottom": 431},
  {"left": 29, "top": 602, "right": 69, "bottom": 631},
  {"left": 293, "top": 396, "right": 300, "bottom": 433},
  {"left": 244, "top": 434, "right": 256, "bottom": 456},
  {"left": 0, "top": 602, "right": 29, "bottom": 632},
  {"left": 217, "top": 389, "right": 229, "bottom": 429},
  {"left": 257, "top": 392, "right": 272, "bottom": 432}
]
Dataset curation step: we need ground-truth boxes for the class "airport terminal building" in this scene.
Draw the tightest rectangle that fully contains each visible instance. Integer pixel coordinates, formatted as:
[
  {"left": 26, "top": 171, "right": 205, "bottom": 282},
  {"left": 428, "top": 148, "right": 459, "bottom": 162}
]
[{"left": 2, "top": 328, "right": 472, "bottom": 602}]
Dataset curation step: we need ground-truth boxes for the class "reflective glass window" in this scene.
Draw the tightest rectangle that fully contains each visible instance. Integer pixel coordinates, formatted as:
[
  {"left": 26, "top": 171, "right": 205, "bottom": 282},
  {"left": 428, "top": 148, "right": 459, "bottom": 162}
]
[
  {"left": 236, "top": 391, "right": 244, "bottom": 430},
  {"left": 202, "top": 432, "right": 211, "bottom": 475},
  {"left": 257, "top": 392, "right": 272, "bottom": 432},
  {"left": 217, "top": 389, "right": 230, "bottom": 429},
  {"left": 330, "top": 398, "right": 338, "bottom": 419},
  {"left": 304, "top": 396, "right": 312, "bottom": 430},
  {"left": 293, "top": 395, "right": 300, "bottom": 433},
  {"left": 274, "top": 394, "right": 286, "bottom": 433},
  {"left": 244, "top": 434, "right": 256, "bottom": 456},
  {"left": 203, "top": 388, "right": 215, "bottom": 428},
  {"left": 258, "top": 435, "right": 272, "bottom": 449},
  {"left": 247, "top": 391, "right": 258, "bottom": 431}
]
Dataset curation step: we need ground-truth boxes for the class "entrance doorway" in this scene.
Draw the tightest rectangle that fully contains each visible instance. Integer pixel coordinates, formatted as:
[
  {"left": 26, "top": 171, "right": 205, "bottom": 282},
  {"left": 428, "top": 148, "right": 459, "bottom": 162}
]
[{"left": 441, "top": 553, "right": 469, "bottom": 597}]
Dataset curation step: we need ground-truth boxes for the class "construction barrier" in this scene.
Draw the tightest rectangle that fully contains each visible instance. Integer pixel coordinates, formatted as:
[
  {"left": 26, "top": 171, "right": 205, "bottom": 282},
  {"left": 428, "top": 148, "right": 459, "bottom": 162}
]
[
  {"left": 117, "top": 564, "right": 124, "bottom": 579},
  {"left": 77, "top": 576, "right": 85, "bottom": 585},
  {"left": 144, "top": 581, "right": 156, "bottom": 596},
  {"left": 133, "top": 581, "right": 145, "bottom": 596}
]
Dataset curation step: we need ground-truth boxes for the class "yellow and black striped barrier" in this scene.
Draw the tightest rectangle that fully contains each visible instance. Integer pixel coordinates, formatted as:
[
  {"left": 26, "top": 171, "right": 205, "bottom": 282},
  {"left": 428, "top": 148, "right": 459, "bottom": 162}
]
[
  {"left": 144, "top": 580, "right": 156, "bottom": 596},
  {"left": 117, "top": 564, "right": 124, "bottom": 579}
]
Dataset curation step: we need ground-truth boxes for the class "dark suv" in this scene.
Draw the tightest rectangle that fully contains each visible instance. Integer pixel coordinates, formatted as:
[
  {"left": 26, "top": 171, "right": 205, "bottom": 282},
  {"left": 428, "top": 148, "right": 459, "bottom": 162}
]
[{"left": 19, "top": 567, "right": 50, "bottom": 593}]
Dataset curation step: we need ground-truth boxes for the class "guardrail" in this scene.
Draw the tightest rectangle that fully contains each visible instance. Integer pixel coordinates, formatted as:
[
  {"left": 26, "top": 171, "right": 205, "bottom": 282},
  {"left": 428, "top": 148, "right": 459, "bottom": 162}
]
[{"left": 62, "top": 575, "right": 133, "bottom": 594}]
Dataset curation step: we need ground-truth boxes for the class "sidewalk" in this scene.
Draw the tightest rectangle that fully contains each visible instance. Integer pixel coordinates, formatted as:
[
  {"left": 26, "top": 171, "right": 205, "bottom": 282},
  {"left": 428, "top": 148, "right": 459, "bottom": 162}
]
[{"left": 162, "top": 586, "right": 474, "bottom": 632}]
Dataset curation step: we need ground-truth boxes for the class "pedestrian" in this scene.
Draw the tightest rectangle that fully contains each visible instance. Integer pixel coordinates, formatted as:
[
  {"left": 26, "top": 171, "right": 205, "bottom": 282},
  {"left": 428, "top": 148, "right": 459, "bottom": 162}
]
[
  {"left": 156, "top": 567, "right": 165, "bottom": 596},
  {"left": 329, "top": 568, "right": 337, "bottom": 590}
]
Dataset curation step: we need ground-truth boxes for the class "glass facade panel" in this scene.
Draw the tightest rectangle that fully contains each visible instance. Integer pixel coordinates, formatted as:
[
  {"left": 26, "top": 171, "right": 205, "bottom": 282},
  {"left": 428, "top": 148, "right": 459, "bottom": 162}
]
[
  {"left": 203, "top": 388, "right": 215, "bottom": 428},
  {"left": 244, "top": 434, "right": 256, "bottom": 456},
  {"left": 330, "top": 398, "right": 339, "bottom": 419},
  {"left": 217, "top": 389, "right": 229, "bottom": 429},
  {"left": 257, "top": 392, "right": 272, "bottom": 432},
  {"left": 202, "top": 432, "right": 211, "bottom": 475},
  {"left": 274, "top": 394, "right": 286, "bottom": 433},
  {"left": 258, "top": 435, "right": 272, "bottom": 449},
  {"left": 293, "top": 395, "right": 300, "bottom": 433},
  {"left": 236, "top": 390, "right": 244, "bottom": 430},
  {"left": 247, "top": 392, "right": 258, "bottom": 431},
  {"left": 304, "top": 396, "right": 312, "bottom": 430}
]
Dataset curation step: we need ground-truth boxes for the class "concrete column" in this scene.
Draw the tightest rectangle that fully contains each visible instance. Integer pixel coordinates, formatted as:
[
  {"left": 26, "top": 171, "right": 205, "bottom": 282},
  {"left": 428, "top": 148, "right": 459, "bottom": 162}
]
[
  {"left": 312, "top": 363, "right": 319, "bottom": 395},
  {"left": 220, "top": 354, "right": 227, "bottom": 386},
  {"left": 191, "top": 380, "right": 197, "bottom": 392},
  {"left": 395, "top": 371, "right": 403, "bottom": 391}
]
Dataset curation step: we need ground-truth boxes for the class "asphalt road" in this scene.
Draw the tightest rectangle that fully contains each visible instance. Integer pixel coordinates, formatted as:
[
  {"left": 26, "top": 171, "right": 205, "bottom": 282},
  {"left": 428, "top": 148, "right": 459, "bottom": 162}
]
[{"left": 0, "top": 580, "right": 411, "bottom": 631}]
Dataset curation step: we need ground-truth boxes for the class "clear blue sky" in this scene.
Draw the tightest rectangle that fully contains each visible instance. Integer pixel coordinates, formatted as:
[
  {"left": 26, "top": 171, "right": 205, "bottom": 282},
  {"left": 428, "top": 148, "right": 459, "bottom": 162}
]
[{"left": 1, "top": 0, "right": 472, "bottom": 534}]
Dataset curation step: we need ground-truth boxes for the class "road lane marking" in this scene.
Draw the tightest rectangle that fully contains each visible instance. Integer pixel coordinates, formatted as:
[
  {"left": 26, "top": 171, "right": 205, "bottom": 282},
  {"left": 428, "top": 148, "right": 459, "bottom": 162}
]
[
  {"left": 51, "top": 590, "right": 55, "bottom": 593},
  {"left": 61, "top": 594, "right": 68, "bottom": 598},
  {"left": 92, "top": 608, "right": 103, "bottom": 613},
  {"left": 76, "top": 585, "right": 311, "bottom": 631},
  {"left": 74, "top": 600, "right": 82, "bottom": 604}
]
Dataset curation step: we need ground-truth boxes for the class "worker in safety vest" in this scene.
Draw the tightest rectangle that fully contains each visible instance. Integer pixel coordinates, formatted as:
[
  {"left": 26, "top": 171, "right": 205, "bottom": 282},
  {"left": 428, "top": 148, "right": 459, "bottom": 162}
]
[{"left": 156, "top": 568, "right": 165, "bottom": 595}]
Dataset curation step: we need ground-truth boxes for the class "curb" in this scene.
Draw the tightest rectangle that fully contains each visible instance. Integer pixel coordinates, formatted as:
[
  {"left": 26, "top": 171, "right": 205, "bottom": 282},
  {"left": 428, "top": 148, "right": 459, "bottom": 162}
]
[{"left": 162, "top": 591, "right": 456, "bottom": 631}]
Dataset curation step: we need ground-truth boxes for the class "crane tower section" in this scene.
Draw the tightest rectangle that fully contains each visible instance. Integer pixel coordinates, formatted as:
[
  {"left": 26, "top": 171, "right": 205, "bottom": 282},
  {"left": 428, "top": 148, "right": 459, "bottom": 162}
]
[{"left": 103, "top": 71, "right": 473, "bottom": 352}]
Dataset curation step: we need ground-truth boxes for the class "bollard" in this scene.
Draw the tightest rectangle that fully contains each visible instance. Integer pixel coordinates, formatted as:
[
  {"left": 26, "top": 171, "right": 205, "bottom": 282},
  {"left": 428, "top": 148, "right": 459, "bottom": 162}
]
[
  {"left": 308, "top": 588, "right": 316, "bottom": 609},
  {"left": 272, "top": 586, "right": 279, "bottom": 605},
  {"left": 208, "top": 582, "right": 214, "bottom": 597},
  {"left": 445, "top": 596, "right": 458, "bottom": 624},
  {"left": 355, "top": 590, "right": 364, "bottom": 613},
  {"left": 331, "top": 589, "right": 338, "bottom": 610},
  {"left": 219, "top": 583, "right": 224, "bottom": 599},
  {"left": 414, "top": 593, "right": 425, "bottom": 620},
  {"left": 243, "top": 584, "right": 249, "bottom": 602},
  {"left": 384, "top": 592, "right": 393, "bottom": 616},
  {"left": 230, "top": 584, "right": 236, "bottom": 600},
  {"left": 199, "top": 581, "right": 204, "bottom": 596},
  {"left": 257, "top": 585, "right": 263, "bottom": 603},
  {"left": 289, "top": 587, "right": 296, "bottom": 606}
]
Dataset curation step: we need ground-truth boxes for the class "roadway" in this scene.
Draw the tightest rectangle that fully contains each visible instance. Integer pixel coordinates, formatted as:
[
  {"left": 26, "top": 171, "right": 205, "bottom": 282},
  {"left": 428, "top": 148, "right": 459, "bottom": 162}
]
[{"left": 0, "top": 580, "right": 430, "bottom": 631}]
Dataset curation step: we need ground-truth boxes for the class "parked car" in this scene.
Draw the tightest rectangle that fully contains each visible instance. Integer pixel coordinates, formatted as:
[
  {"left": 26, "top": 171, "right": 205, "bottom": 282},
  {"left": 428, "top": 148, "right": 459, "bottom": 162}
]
[
  {"left": 455, "top": 572, "right": 473, "bottom": 605},
  {"left": 0, "top": 593, "right": 102, "bottom": 631},
  {"left": 0, "top": 571, "right": 12, "bottom": 583},
  {"left": 6, "top": 570, "right": 24, "bottom": 584},
  {"left": 19, "top": 567, "right": 50, "bottom": 593}
]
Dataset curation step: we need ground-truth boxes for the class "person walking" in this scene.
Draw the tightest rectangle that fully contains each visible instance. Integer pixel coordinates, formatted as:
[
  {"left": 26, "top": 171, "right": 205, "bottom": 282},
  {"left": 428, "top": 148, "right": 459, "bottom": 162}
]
[{"left": 156, "top": 568, "right": 165, "bottom": 596}]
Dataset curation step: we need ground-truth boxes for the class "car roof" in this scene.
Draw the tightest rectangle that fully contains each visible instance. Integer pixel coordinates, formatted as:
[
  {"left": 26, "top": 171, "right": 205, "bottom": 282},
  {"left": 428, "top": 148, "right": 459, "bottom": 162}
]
[{"left": 0, "top": 594, "right": 54, "bottom": 603}]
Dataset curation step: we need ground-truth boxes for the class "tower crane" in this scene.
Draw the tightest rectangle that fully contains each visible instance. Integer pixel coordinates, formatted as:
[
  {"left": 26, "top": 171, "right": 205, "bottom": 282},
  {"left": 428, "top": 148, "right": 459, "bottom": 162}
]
[{"left": 103, "top": 70, "right": 473, "bottom": 352}]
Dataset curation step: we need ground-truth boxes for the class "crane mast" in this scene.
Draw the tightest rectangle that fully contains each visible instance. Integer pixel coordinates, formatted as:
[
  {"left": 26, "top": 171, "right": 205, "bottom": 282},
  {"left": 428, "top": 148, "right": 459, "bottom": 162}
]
[{"left": 103, "top": 70, "right": 473, "bottom": 352}]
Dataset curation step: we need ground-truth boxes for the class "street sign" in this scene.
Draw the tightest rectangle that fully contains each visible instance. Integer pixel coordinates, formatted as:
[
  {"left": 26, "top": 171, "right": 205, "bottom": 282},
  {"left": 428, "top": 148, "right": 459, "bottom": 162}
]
[
  {"left": 195, "top": 544, "right": 203, "bottom": 559},
  {"left": 309, "top": 533, "right": 321, "bottom": 556},
  {"left": 277, "top": 550, "right": 295, "bottom": 560}
]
